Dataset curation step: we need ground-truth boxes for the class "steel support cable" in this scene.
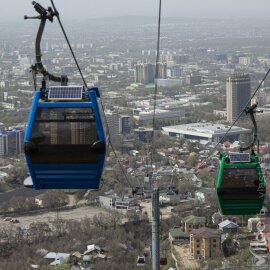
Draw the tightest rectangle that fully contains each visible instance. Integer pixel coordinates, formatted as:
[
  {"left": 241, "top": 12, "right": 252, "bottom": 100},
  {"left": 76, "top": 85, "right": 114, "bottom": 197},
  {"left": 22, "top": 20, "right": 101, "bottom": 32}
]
[
  {"left": 206, "top": 68, "right": 270, "bottom": 160},
  {"left": 50, "top": 0, "right": 88, "bottom": 89},
  {"left": 150, "top": 0, "right": 162, "bottom": 189},
  {"left": 150, "top": 2, "right": 162, "bottom": 270}
]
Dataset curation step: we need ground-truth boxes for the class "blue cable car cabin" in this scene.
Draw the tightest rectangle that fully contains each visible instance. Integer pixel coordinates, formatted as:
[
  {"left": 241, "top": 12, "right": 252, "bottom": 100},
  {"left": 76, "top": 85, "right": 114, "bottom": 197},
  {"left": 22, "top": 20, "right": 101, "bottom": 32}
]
[{"left": 24, "top": 86, "right": 107, "bottom": 190}]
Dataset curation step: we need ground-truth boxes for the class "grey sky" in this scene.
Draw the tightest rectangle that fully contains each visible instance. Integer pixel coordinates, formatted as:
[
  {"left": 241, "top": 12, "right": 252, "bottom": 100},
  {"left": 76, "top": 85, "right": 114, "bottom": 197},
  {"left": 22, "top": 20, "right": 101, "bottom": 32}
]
[{"left": 1, "top": 0, "right": 270, "bottom": 22}]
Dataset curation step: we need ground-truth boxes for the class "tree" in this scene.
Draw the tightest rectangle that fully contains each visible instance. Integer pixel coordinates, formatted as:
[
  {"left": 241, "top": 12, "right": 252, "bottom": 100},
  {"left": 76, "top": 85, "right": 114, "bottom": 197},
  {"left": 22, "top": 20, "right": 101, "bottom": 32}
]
[
  {"left": 222, "top": 235, "right": 238, "bottom": 257},
  {"left": 186, "top": 155, "right": 198, "bottom": 168},
  {"left": 42, "top": 190, "right": 68, "bottom": 209},
  {"left": 8, "top": 196, "right": 38, "bottom": 213},
  {"left": 29, "top": 222, "right": 51, "bottom": 242}
]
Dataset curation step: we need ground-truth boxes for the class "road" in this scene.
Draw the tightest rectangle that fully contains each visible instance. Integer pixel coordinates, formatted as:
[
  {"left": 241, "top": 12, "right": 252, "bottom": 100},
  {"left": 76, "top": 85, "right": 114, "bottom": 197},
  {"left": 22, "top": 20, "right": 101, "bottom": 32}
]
[
  {"left": 140, "top": 200, "right": 172, "bottom": 221},
  {"left": 1, "top": 206, "right": 107, "bottom": 229},
  {"left": 173, "top": 244, "right": 200, "bottom": 270},
  {"left": 0, "top": 187, "right": 43, "bottom": 204}
]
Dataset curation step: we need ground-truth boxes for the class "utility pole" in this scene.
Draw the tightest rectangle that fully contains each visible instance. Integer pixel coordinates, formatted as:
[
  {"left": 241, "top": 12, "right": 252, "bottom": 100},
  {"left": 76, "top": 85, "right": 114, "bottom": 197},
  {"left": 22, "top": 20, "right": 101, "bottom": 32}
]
[
  {"left": 151, "top": 0, "right": 162, "bottom": 268},
  {"left": 151, "top": 187, "right": 160, "bottom": 270}
]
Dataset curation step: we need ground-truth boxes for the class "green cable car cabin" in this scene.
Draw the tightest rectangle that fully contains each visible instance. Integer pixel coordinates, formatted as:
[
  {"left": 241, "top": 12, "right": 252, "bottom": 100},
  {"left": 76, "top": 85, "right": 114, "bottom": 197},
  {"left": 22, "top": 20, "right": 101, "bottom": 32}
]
[{"left": 216, "top": 152, "right": 266, "bottom": 215}]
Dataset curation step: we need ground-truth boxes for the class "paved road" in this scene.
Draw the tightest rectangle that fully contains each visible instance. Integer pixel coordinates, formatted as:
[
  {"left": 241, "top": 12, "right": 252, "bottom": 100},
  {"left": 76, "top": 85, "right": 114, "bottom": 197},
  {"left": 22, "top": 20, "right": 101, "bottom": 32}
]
[{"left": 2, "top": 206, "right": 107, "bottom": 229}]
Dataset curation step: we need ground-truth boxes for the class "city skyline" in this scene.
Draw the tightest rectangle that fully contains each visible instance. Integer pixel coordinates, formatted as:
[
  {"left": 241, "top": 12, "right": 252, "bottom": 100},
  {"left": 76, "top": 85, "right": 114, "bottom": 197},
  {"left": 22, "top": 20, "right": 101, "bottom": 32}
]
[{"left": 2, "top": 0, "right": 270, "bottom": 22}]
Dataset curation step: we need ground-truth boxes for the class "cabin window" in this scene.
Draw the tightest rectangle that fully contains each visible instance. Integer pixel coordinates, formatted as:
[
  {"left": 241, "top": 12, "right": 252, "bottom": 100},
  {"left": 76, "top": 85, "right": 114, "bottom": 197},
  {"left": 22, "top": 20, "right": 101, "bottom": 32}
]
[
  {"left": 221, "top": 167, "right": 259, "bottom": 188},
  {"left": 28, "top": 107, "right": 101, "bottom": 164},
  {"left": 31, "top": 107, "right": 97, "bottom": 145}
]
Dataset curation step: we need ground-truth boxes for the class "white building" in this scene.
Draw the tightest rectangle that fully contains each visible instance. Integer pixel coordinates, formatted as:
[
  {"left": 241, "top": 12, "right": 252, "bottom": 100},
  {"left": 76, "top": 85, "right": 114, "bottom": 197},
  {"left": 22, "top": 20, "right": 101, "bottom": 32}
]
[
  {"left": 162, "top": 123, "right": 251, "bottom": 143},
  {"left": 105, "top": 110, "right": 119, "bottom": 145},
  {"left": 226, "top": 74, "right": 251, "bottom": 123},
  {"left": 99, "top": 195, "right": 137, "bottom": 214},
  {"left": 156, "top": 78, "right": 183, "bottom": 87},
  {"left": 133, "top": 108, "right": 186, "bottom": 122}
]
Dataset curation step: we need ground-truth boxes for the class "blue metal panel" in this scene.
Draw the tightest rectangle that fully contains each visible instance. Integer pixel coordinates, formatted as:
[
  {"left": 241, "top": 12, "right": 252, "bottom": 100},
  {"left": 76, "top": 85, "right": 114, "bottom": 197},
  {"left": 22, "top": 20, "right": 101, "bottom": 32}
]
[
  {"left": 35, "top": 170, "right": 97, "bottom": 175},
  {"left": 38, "top": 182, "right": 99, "bottom": 189},
  {"left": 96, "top": 153, "right": 106, "bottom": 180},
  {"left": 24, "top": 87, "right": 106, "bottom": 190},
  {"left": 32, "top": 164, "right": 99, "bottom": 170},
  {"left": 38, "top": 102, "right": 93, "bottom": 108},
  {"left": 25, "top": 153, "right": 39, "bottom": 190},
  {"left": 27, "top": 155, "right": 105, "bottom": 189},
  {"left": 36, "top": 175, "right": 96, "bottom": 179},
  {"left": 24, "top": 92, "right": 41, "bottom": 141},
  {"left": 88, "top": 90, "right": 105, "bottom": 141}
]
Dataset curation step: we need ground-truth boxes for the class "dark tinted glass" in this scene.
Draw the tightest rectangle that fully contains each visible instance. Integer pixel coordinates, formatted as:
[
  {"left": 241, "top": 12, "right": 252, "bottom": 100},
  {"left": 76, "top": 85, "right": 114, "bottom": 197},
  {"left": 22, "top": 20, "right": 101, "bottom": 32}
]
[
  {"left": 28, "top": 108, "right": 100, "bottom": 164},
  {"left": 221, "top": 167, "right": 259, "bottom": 189},
  {"left": 30, "top": 108, "right": 97, "bottom": 145}
]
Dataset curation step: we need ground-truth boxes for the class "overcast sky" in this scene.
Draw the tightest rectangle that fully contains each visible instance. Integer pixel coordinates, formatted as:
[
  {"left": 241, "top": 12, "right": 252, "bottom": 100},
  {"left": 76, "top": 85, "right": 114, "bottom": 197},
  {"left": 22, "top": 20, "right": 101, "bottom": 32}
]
[{"left": 1, "top": 0, "right": 270, "bottom": 22}]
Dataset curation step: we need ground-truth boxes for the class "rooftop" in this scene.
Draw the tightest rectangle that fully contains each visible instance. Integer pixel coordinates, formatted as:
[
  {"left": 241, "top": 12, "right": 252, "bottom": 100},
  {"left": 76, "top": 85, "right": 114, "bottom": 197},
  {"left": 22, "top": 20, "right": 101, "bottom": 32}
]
[
  {"left": 169, "top": 228, "right": 189, "bottom": 238},
  {"left": 182, "top": 215, "right": 206, "bottom": 224},
  {"left": 219, "top": 219, "right": 239, "bottom": 228},
  {"left": 162, "top": 123, "right": 251, "bottom": 138},
  {"left": 191, "top": 228, "right": 222, "bottom": 239}
]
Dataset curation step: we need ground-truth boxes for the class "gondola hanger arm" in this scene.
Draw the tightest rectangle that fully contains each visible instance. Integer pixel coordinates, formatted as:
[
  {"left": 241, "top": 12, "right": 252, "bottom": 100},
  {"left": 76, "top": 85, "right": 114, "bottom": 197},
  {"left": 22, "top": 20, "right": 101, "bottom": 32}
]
[
  {"left": 240, "top": 103, "right": 262, "bottom": 152},
  {"left": 24, "top": 1, "right": 68, "bottom": 86}
]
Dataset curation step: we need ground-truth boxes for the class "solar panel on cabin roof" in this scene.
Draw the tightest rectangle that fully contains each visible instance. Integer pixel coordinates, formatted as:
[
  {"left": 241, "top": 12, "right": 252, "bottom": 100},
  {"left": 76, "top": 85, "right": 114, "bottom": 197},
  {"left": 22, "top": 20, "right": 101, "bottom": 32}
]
[
  {"left": 48, "top": 86, "right": 83, "bottom": 100},
  {"left": 229, "top": 153, "right": 250, "bottom": 163}
]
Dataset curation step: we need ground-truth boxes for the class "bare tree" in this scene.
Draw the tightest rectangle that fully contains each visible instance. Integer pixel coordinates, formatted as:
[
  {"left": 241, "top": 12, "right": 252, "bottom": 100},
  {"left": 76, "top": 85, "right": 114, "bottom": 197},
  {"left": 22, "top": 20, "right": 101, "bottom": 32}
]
[{"left": 42, "top": 190, "right": 68, "bottom": 209}]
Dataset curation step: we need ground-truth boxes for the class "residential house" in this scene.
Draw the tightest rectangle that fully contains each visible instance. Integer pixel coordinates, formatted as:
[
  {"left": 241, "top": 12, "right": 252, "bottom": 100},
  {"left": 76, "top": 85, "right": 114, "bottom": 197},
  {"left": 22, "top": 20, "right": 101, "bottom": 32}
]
[
  {"left": 248, "top": 217, "right": 270, "bottom": 232},
  {"left": 212, "top": 212, "right": 240, "bottom": 225},
  {"left": 169, "top": 228, "right": 189, "bottom": 244},
  {"left": 83, "top": 244, "right": 108, "bottom": 259},
  {"left": 218, "top": 220, "right": 239, "bottom": 234},
  {"left": 182, "top": 215, "right": 206, "bottom": 233},
  {"left": 173, "top": 198, "right": 196, "bottom": 214},
  {"left": 43, "top": 252, "right": 70, "bottom": 266},
  {"left": 190, "top": 228, "right": 222, "bottom": 259},
  {"left": 99, "top": 195, "right": 137, "bottom": 213},
  {"left": 115, "top": 197, "right": 137, "bottom": 213},
  {"left": 99, "top": 195, "right": 115, "bottom": 209},
  {"left": 84, "top": 244, "right": 101, "bottom": 256},
  {"left": 196, "top": 162, "right": 212, "bottom": 172},
  {"left": 195, "top": 188, "right": 215, "bottom": 203}
]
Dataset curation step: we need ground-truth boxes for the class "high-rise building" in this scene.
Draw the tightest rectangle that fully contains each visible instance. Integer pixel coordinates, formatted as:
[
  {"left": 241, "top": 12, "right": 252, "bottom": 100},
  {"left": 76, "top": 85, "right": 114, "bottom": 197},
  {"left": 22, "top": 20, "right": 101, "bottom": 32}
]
[
  {"left": 135, "top": 63, "right": 167, "bottom": 84},
  {"left": 119, "top": 115, "right": 131, "bottom": 134},
  {"left": 186, "top": 73, "right": 202, "bottom": 85},
  {"left": 226, "top": 74, "right": 251, "bottom": 123},
  {"left": 173, "top": 54, "right": 189, "bottom": 64},
  {"left": 135, "top": 63, "right": 155, "bottom": 84},
  {"left": 0, "top": 133, "right": 7, "bottom": 155},
  {"left": 105, "top": 110, "right": 119, "bottom": 145},
  {"left": 157, "top": 63, "right": 167, "bottom": 79},
  {"left": 0, "top": 129, "right": 24, "bottom": 155},
  {"left": 168, "top": 65, "right": 182, "bottom": 78}
]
